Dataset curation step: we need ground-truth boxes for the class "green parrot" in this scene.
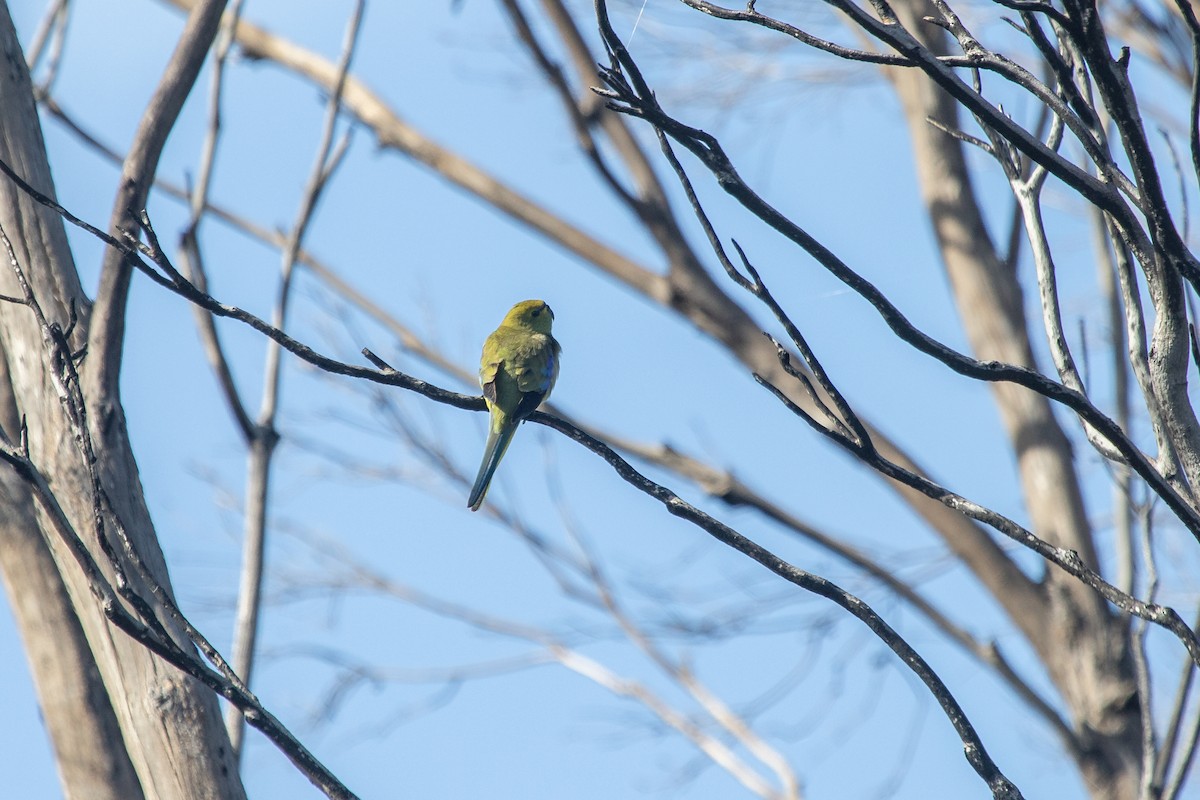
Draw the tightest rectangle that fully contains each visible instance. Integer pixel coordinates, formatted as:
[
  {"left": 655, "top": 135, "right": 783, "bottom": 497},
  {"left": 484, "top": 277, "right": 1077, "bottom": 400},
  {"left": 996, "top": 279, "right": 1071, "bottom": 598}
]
[{"left": 468, "top": 299, "right": 562, "bottom": 511}]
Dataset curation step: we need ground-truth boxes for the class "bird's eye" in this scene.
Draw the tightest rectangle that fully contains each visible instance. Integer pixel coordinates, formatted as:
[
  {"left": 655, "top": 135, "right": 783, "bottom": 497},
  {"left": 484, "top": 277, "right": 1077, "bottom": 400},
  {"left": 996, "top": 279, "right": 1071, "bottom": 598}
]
[{"left": 531, "top": 308, "right": 541, "bottom": 317}]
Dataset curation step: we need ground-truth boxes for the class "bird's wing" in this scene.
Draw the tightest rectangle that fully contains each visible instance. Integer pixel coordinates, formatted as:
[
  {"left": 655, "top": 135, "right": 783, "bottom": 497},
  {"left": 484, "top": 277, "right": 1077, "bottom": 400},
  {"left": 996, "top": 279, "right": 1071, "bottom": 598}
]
[{"left": 513, "top": 338, "right": 559, "bottom": 394}]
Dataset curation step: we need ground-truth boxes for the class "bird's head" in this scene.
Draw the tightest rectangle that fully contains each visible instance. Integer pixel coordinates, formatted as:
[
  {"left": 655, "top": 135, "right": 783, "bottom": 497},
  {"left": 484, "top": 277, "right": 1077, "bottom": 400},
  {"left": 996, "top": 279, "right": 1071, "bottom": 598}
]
[{"left": 502, "top": 299, "right": 555, "bottom": 334}]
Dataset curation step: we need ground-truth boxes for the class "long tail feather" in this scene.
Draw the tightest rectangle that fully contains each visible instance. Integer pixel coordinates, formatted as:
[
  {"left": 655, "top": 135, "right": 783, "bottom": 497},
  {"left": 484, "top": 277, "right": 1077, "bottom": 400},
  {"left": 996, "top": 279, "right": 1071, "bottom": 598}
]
[{"left": 467, "top": 420, "right": 519, "bottom": 511}]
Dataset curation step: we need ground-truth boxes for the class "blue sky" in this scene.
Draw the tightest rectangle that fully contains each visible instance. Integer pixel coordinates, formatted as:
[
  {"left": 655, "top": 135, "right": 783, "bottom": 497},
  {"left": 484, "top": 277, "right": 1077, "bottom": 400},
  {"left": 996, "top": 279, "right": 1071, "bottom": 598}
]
[{"left": 3, "top": 1, "right": 1198, "bottom": 799}]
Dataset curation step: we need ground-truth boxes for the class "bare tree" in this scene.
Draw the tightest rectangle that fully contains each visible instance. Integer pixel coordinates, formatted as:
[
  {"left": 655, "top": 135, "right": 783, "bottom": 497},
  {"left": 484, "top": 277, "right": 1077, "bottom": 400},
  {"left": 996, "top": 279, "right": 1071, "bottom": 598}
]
[{"left": 2, "top": 1, "right": 1199, "bottom": 799}]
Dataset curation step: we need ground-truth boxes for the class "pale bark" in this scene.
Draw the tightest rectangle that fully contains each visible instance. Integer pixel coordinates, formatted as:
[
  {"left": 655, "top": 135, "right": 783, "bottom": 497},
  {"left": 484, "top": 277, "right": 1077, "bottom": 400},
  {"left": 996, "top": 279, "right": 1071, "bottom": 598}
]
[
  {"left": 884, "top": 3, "right": 1141, "bottom": 797},
  {"left": 0, "top": 356, "right": 143, "bottom": 800},
  {"left": 0, "top": 5, "right": 245, "bottom": 799}
]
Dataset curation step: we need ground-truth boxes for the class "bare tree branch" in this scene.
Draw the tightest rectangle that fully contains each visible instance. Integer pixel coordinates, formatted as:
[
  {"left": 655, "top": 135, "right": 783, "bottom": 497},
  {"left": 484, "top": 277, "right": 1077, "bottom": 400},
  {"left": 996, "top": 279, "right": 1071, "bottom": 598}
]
[
  {"left": 0, "top": 158, "right": 1026, "bottom": 796},
  {"left": 154, "top": 0, "right": 1054, "bottom": 688},
  {"left": 0, "top": 221, "right": 355, "bottom": 800},
  {"left": 591, "top": 0, "right": 1200, "bottom": 546},
  {"left": 178, "top": 0, "right": 253, "bottom": 441},
  {"left": 224, "top": 0, "right": 362, "bottom": 760},
  {"left": 89, "top": 0, "right": 229, "bottom": 400}
]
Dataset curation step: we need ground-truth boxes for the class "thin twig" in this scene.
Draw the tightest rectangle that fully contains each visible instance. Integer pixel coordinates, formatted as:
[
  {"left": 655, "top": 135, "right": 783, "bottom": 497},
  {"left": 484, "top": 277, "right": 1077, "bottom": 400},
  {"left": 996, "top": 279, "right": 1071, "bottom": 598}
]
[
  {"left": 1131, "top": 501, "right": 1159, "bottom": 800},
  {"left": 568, "top": 527, "right": 800, "bottom": 799},
  {"left": 226, "top": 0, "right": 363, "bottom": 760},
  {"left": 590, "top": 0, "right": 1200, "bottom": 543},
  {"left": 535, "top": 409, "right": 1026, "bottom": 800},
  {"left": 0, "top": 221, "right": 358, "bottom": 800},
  {"left": 1155, "top": 602, "right": 1200, "bottom": 798},
  {"left": 90, "top": 0, "right": 230, "bottom": 399},
  {"left": 25, "top": 0, "right": 71, "bottom": 96},
  {"left": 179, "top": 0, "right": 254, "bottom": 441}
]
